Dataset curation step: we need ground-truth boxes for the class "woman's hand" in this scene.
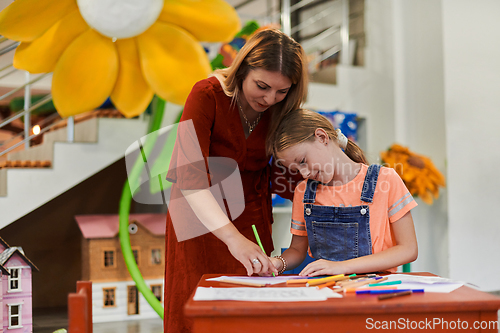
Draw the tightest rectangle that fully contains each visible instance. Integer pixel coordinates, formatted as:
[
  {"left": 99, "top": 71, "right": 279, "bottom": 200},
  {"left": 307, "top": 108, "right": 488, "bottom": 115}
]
[
  {"left": 299, "top": 259, "right": 348, "bottom": 277},
  {"left": 258, "top": 257, "right": 282, "bottom": 276},
  {"left": 226, "top": 234, "right": 278, "bottom": 276}
]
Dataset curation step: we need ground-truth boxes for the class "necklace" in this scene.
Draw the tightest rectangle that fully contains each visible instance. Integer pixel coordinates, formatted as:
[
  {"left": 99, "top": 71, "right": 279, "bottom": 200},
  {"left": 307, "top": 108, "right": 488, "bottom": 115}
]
[{"left": 237, "top": 101, "right": 262, "bottom": 134}]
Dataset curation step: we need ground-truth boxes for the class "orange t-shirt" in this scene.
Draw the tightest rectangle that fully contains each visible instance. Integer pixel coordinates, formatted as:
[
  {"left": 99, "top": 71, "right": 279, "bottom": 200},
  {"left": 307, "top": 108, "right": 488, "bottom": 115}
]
[{"left": 291, "top": 164, "right": 417, "bottom": 271}]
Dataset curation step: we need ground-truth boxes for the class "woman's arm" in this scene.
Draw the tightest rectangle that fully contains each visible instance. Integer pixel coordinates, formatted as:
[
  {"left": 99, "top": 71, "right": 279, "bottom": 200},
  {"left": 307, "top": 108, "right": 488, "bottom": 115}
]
[
  {"left": 299, "top": 211, "right": 418, "bottom": 276},
  {"left": 182, "top": 189, "right": 278, "bottom": 276},
  {"left": 170, "top": 80, "right": 277, "bottom": 276}
]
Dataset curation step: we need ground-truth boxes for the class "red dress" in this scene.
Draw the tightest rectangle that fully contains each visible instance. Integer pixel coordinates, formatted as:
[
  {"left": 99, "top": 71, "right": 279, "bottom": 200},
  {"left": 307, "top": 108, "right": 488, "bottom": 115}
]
[{"left": 163, "top": 77, "right": 297, "bottom": 332}]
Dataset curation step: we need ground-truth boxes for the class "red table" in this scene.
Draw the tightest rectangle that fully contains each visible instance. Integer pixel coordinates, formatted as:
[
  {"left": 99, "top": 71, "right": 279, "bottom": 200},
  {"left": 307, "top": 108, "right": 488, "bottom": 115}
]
[{"left": 185, "top": 273, "right": 500, "bottom": 332}]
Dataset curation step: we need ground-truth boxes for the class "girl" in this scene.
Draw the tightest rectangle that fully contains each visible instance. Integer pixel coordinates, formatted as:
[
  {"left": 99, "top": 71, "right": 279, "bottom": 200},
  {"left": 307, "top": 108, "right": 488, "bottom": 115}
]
[{"left": 266, "top": 109, "right": 418, "bottom": 276}]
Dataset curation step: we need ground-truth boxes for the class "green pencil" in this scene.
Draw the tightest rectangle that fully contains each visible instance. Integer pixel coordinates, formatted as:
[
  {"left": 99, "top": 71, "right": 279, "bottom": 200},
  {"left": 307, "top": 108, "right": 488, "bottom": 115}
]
[
  {"left": 251, "top": 224, "right": 275, "bottom": 277},
  {"left": 369, "top": 280, "right": 402, "bottom": 287}
]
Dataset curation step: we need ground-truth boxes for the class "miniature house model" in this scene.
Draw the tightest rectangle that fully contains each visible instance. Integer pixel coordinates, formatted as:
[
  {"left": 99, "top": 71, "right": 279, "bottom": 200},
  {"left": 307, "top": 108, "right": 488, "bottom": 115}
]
[
  {"left": 75, "top": 214, "right": 166, "bottom": 323},
  {"left": 0, "top": 236, "right": 38, "bottom": 333}
]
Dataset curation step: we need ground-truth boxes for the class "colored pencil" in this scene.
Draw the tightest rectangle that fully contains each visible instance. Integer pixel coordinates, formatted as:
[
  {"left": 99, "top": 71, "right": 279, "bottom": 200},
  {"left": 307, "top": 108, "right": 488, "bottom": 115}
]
[
  {"left": 306, "top": 274, "right": 346, "bottom": 286},
  {"left": 378, "top": 290, "right": 412, "bottom": 300},
  {"left": 356, "top": 289, "right": 425, "bottom": 295},
  {"left": 337, "top": 277, "right": 378, "bottom": 288},
  {"left": 366, "top": 276, "right": 388, "bottom": 284},
  {"left": 368, "top": 280, "right": 401, "bottom": 287},
  {"left": 345, "top": 286, "right": 399, "bottom": 293},
  {"left": 251, "top": 225, "right": 275, "bottom": 277},
  {"left": 219, "top": 278, "right": 268, "bottom": 287}
]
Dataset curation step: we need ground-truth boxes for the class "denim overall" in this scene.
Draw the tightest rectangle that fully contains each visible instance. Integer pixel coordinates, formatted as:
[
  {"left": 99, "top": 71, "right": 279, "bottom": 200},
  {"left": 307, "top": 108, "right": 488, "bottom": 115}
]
[{"left": 304, "top": 164, "right": 381, "bottom": 261}]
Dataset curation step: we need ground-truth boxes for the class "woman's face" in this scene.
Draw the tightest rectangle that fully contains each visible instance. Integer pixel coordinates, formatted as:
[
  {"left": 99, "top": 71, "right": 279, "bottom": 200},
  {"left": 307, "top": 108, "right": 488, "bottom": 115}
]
[{"left": 240, "top": 68, "right": 292, "bottom": 112}]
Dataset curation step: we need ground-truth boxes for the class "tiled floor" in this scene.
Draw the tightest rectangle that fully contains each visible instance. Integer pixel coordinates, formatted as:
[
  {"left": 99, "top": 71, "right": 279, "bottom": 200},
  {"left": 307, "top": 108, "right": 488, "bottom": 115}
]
[
  {"left": 93, "top": 318, "right": 163, "bottom": 333},
  {"left": 33, "top": 308, "right": 163, "bottom": 333}
]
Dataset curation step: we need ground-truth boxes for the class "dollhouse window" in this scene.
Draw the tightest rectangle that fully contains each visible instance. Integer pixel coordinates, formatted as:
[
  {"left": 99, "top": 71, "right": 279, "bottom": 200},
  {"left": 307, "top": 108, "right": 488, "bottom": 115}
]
[
  {"left": 8, "top": 268, "right": 21, "bottom": 292},
  {"left": 151, "top": 285, "right": 162, "bottom": 301},
  {"left": 132, "top": 246, "right": 141, "bottom": 265},
  {"left": 8, "top": 304, "right": 22, "bottom": 329},
  {"left": 151, "top": 249, "right": 161, "bottom": 265},
  {"left": 103, "top": 288, "right": 116, "bottom": 307},
  {"left": 103, "top": 250, "right": 115, "bottom": 268}
]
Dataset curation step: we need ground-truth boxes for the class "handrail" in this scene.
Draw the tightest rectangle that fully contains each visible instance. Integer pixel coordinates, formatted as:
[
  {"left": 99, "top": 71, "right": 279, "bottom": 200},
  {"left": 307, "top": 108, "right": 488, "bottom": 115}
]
[
  {"left": 0, "top": 111, "right": 60, "bottom": 157},
  {"left": 0, "top": 111, "right": 60, "bottom": 149},
  {"left": 291, "top": 4, "right": 338, "bottom": 35},
  {"left": 0, "top": 67, "right": 16, "bottom": 81},
  {"left": 0, "top": 41, "right": 19, "bottom": 56},
  {"left": 0, "top": 93, "right": 53, "bottom": 130},
  {"left": 0, "top": 73, "right": 49, "bottom": 102},
  {"left": 289, "top": 0, "right": 318, "bottom": 13},
  {"left": 234, "top": 0, "right": 256, "bottom": 10},
  {"left": 300, "top": 25, "right": 341, "bottom": 51},
  {"left": 318, "top": 45, "right": 341, "bottom": 63},
  {"left": 0, "top": 63, "right": 14, "bottom": 73}
]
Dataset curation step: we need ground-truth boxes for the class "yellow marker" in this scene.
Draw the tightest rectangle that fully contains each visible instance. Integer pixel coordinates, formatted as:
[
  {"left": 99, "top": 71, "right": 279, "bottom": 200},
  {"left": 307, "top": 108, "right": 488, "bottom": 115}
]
[{"left": 306, "top": 274, "right": 345, "bottom": 287}]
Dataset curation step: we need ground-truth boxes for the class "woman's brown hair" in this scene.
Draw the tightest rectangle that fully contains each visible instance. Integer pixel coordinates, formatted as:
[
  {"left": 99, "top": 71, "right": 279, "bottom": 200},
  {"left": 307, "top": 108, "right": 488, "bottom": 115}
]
[
  {"left": 213, "top": 28, "right": 308, "bottom": 145},
  {"left": 268, "top": 109, "right": 368, "bottom": 165}
]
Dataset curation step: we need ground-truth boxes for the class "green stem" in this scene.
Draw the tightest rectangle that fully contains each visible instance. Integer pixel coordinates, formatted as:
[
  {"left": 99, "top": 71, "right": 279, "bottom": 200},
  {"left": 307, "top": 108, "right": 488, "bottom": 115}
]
[{"left": 118, "top": 97, "right": 166, "bottom": 318}]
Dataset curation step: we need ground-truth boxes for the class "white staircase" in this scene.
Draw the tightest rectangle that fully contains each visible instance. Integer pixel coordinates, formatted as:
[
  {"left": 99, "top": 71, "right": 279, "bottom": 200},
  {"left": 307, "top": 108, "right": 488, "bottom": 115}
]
[{"left": 0, "top": 116, "right": 149, "bottom": 229}]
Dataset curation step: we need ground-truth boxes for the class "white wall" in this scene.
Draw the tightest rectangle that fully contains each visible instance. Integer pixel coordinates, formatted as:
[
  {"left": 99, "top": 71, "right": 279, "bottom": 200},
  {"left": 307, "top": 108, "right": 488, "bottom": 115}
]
[
  {"left": 392, "top": 0, "right": 448, "bottom": 278},
  {"left": 442, "top": 0, "right": 500, "bottom": 291}
]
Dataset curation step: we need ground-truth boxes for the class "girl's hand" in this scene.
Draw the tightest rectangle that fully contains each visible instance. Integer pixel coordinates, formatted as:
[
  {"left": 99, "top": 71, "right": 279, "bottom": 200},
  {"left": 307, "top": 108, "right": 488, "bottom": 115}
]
[
  {"left": 226, "top": 235, "right": 278, "bottom": 276},
  {"left": 299, "top": 259, "right": 348, "bottom": 277},
  {"left": 258, "top": 257, "right": 282, "bottom": 276}
]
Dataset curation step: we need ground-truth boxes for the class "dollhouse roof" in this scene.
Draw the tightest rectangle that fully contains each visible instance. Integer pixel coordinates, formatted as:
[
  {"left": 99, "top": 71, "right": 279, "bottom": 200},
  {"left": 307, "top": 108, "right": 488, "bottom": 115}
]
[
  {"left": 0, "top": 245, "right": 39, "bottom": 272},
  {"left": 0, "top": 236, "right": 10, "bottom": 249},
  {"left": 75, "top": 214, "right": 167, "bottom": 239}
]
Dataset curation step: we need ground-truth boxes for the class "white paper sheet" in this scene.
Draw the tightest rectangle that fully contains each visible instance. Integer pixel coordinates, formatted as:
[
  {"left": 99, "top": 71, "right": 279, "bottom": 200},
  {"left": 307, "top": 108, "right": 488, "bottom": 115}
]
[
  {"left": 363, "top": 274, "right": 465, "bottom": 293},
  {"left": 206, "top": 275, "right": 303, "bottom": 285},
  {"left": 193, "top": 287, "right": 342, "bottom": 301}
]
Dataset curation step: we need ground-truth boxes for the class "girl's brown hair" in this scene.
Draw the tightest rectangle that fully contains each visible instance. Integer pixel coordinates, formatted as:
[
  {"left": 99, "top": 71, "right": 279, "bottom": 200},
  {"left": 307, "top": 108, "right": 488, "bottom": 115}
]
[
  {"left": 268, "top": 109, "right": 368, "bottom": 165},
  {"left": 213, "top": 29, "right": 308, "bottom": 143}
]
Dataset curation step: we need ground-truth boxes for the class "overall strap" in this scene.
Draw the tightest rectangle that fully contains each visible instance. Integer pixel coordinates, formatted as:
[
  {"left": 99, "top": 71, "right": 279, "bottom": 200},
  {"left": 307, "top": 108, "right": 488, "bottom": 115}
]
[
  {"left": 360, "top": 164, "right": 382, "bottom": 203},
  {"left": 303, "top": 179, "right": 319, "bottom": 204}
]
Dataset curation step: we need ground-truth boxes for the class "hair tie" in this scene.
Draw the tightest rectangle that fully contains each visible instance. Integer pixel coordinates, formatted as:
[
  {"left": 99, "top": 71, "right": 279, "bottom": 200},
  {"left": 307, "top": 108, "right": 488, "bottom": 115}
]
[{"left": 336, "top": 128, "right": 348, "bottom": 150}]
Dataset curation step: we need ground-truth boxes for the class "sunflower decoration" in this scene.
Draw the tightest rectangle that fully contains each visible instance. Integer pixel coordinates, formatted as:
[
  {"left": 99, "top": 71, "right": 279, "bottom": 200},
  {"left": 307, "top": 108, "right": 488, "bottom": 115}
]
[
  {"left": 0, "top": 0, "right": 240, "bottom": 118},
  {"left": 381, "top": 144, "right": 446, "bottom": 205}
]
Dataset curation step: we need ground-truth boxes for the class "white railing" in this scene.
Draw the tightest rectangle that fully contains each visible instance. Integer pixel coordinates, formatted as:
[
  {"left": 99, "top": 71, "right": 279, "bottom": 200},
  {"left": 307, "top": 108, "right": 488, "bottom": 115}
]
[
  {"left": 0, "top": 38, "right": 76, "bottom": 158},
  {"left": 231, "top": 0, "right": 351, "bottom": 73}
]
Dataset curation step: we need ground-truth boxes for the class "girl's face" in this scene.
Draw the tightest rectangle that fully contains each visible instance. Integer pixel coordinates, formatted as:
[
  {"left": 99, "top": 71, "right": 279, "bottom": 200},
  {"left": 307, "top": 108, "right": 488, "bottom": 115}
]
[
  {"left": 277, "top": 129, "right": 338, "bottom": 185},
  {"left": 241, "top": 68, "right": 292, "bottom": 112}
]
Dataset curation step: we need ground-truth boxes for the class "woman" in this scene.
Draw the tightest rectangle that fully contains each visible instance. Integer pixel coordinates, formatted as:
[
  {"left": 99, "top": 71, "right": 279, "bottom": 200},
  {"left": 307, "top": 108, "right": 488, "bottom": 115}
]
[{"left": 164, "top": 29, "right": 308, "bottom": 332}]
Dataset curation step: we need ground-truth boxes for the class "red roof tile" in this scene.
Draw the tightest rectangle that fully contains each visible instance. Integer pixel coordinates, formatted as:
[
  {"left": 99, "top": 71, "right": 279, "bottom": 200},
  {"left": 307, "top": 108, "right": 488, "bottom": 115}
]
[{"left": 75, "top": 214, "right": 166, "bottom": 239}]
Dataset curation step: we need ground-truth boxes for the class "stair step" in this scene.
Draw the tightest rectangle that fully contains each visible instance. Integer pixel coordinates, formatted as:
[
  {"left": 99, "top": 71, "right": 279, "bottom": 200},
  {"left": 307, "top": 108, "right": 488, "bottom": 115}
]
[{"left": 0, "top": 160, "right": 51, "bottom": 169}]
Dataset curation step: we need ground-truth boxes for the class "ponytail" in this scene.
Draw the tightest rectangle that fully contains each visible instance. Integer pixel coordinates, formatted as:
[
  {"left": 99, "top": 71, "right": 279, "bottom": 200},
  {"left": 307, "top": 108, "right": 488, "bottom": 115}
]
[{"left": 344, "top": 139, "right": 368, "bottom": 165}]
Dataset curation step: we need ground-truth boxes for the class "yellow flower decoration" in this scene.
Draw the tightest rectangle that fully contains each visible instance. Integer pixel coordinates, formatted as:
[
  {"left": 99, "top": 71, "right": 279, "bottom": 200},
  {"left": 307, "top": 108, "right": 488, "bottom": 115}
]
[
  {"left": 381, "top": 144, "right": 446, "bottom": 205},
  {"left": 0, "top": 0, "right": 240, "bottom": 118}
]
